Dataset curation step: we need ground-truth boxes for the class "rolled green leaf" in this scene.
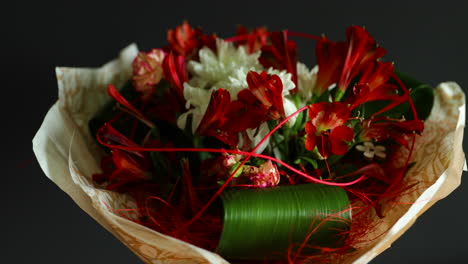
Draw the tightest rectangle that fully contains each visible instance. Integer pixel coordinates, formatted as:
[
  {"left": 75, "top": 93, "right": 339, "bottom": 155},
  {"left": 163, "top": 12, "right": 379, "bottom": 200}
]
[{"left": 217, "top": 184, "right": 351, "bottom": 260}]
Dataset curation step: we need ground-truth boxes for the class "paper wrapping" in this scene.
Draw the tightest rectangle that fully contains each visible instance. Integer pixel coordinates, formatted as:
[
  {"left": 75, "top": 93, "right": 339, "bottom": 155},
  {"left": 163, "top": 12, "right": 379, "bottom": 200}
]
[{"left": 33, "top": 45, "right": 466, "bottom": 264}]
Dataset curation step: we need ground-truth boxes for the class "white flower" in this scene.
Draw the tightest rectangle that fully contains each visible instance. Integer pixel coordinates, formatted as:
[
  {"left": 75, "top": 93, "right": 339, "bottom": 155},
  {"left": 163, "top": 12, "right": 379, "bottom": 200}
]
[
  {"left": 188, "top": 38, "right": 261, "bottom": 90},
  {"left": 215, "top": 66, "right": 258, "bottom": 99},
  {"left": 245, "top": 123, "right": 270, "bottom": 154},
  {"left": 297, "top": 62, "right": 317, "bottom": 100},
  {"left": 178, "top": 38, "right": 300, "bottom": 151},
  {"left": 177, "top": 83, "right": 214, "bottom": 133},
  {"left": 356, "top": 141, "right": 387, "bottom": 159},
  {"left": 283, "top": 97, "right": 298, "bottom": 125}
]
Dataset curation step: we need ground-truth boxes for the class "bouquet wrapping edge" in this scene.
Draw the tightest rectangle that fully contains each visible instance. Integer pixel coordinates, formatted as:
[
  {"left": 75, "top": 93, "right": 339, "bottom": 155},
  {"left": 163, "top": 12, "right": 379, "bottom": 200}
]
[{"left": 33, "top": 44, "right": 466, "bottom": 264}]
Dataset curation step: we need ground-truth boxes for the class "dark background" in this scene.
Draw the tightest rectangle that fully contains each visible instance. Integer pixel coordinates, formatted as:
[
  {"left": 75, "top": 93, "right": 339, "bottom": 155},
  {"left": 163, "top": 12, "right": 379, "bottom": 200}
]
[{"left": 5, "top": 1, "right": 468, "bottom": 263}]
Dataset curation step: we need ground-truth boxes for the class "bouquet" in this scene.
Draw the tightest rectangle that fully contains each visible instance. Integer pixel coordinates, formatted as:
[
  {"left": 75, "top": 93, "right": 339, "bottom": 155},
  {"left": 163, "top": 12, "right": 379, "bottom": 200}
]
[{"left": 34, "top": 22, "right": 466, "bottom": 263}]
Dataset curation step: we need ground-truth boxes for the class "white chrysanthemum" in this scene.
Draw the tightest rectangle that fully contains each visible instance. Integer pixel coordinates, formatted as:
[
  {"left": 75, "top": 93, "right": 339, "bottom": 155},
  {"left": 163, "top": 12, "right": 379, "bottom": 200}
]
[
  {"left": 176, "top": 83, "right": 215, "bottom": 134},
  {"left": 188, "top": 38, "right": 262, "bottom": 89},
  {"left": 215, "top": 66, "right": 258, "bottom": 100},
  {"left": 297, "top": 62, "right": 318, "bottom": 101},
  {"left": 283, "top": 98, "right": 298, "bottom": 125},
  {"left": 244, "top": 123, "right": 270, "bottom": 154},
  {"left": 265, "top": 67, "right": 296, "bottom": 94},
  {"left": 178, "top": 39, "right": 301, "bottom": 150}
]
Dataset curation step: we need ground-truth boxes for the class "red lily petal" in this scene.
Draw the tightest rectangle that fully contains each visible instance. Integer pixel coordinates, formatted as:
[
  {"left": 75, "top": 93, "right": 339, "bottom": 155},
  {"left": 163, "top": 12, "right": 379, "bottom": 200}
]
[
  {"left": 305, "top": 122, "right": 316, "bottom": 151},
  {"left": 259, "top": 31, "right": 298, "bottom": 90},
  {"left": 108, "top": 84, "right": 144, "bottom": 117},
  {"left": 197, "top": 89, "right": 231, "bottom": 134},
  {"left": 162, "top": 52, "right": 188, "bottom": 100},
  {"left": 362, "top": 118, "right": 424, "bottom": 146},
  {"left": 330, "top": 125, "right": 354, "bottom": 155},
  {"left": 314, "top": 37, "right": 347, "bottom": 95},
  {"left": 97, "top": 123, "right": 144, "bottom": 157},
  {"left": 166, "top": 21, "right": 217, "bottom": 60},
  {"left": 111, "top": 150, "right": 147, "bottom": 176},
  {"left": 308, "top": 102, "right": 351, "bottom": 131},
  {"left": 347, "top": 83, "right": 399, "bottom": 110},
  {"left": 236, "top": 25, "right": 269, "bottom": 54},
  {"left": 196, "top": 89, "right": 239, "bottom": 147},
  {"left": 224, "top": 90, "right": 268, "bottom": 132},
  {"left": 339, "top": 26, "right": 386, "bottom": 92},
  {"left": 166, "top": 22, "right": 200, "bottom": 57},
  {"left": 246, "top": 71, "right": 285, "bottom": 119},
  {"left": 316, "top": 135, "right": 331, "bottom": 158},
  {"left": 360, "top": 61, "right": 394, "bottom": 91}
]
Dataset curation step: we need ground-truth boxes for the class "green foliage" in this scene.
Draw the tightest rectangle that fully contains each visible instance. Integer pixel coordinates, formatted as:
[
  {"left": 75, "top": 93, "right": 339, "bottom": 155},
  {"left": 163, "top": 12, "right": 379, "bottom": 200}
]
[{"left": 217, "top": 184, "right": 351, "bottom": 260}]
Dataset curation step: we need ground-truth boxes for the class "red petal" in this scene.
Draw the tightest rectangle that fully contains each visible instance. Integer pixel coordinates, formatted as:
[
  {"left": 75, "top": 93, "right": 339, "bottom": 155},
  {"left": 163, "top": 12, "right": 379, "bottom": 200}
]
[
  {"left": 316, "top": 135, "right": 331, "bottom": 158},
  {"left": 315, "top": 37, "right": 347, "bottom": 94},
  {"left": 97, "top": 123, "right": 144, "bottom": 158},
  {"left": 330, "top": 125, "right": 354, "bottom": 155},
  {"left": 339, "top": 26, "right": 386, "bottom": 91},
  {"left": 197, "top": 88, "right": 231, "bottom": 134},
  {"left": 107, "top": 84, "right": 144, "bottom": 117},
  {"left": 236, "top": 26, "right": 269, "bottom": 54},
  {"left": 258, "top": 31, "right": 298, "bottom": 89},
  {"left": 246, "top": 71, "right": 285, "bottom": 120},
  {"left": 305, "top": 122, "right": 316, "bottom": 151},
  {"left": 359, "top": 61, "right": 394, "bottom": 91},
  {"left": 162, "top": 52, "right": 187, "bottom": 100}
]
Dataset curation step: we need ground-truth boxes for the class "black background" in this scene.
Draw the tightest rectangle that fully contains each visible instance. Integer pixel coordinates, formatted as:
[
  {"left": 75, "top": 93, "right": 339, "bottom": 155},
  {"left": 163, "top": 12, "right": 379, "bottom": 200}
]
[{"left": 5, "top": 1, "right": 468, "bottom": 263}]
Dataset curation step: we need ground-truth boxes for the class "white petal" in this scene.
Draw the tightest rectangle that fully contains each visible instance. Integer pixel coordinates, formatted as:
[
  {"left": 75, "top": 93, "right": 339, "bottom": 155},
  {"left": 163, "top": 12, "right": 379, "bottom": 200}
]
[
  {"left": 283, "top": 98, "right": 298, "bottom": 126},
  {"left": 177, "top": 111, "right": 189, "bottom": 130},
  {"left": 183, "top": 83, "right": 212, "bottom": 109},
  {"left": 375, "top": 145, "right": 386, "bottom": 152},
  {"left": 364, "top": 151, "right": 375, "bottom": 159},
  {"left": 376, "top": 152, "right": 387, "bottom": 159},
  {"left": 356, "top": 145, "right": 366, "bottom": 152},
  {"left": 247, "top": 123, "right": 271, "bottom": 154},
  {"left": 297, "top": 63, "right": 317, "bottom": 100},
  {"left": 266, "top": 67, "right": 296, "bottom": 93}
]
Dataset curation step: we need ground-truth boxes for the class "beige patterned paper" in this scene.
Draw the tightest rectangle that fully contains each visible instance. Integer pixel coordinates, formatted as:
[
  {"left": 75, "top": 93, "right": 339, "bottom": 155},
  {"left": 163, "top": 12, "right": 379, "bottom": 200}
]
[{"left": 33, "top": 45, "right": 465, "bottom": 263}]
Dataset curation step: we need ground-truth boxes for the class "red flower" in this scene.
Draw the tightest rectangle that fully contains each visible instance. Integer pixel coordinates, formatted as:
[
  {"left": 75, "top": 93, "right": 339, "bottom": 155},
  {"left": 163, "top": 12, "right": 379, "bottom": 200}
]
[
  {"left": 94, "top": 124, "right": 152, "bottom": 191},
  {"left": 166, "top": 22, "right": 216, "bottom": 59},
  {"left": 338, "top": 26, "right": 386, "bottom": 93},
  {"left": 166, "top": 22, "right": 200, "bottom": 57},
  {"left": 346, "top": 84, "right": 399, "bottom": 111},
  {"left": 245, "top": 71, "right": 286, "bottom": 120},
  {"left": 236, "top": 25, "right": 269, "bottom": 54},
  {"left": 361, "top": 117, "right": 424, "bottom": 147},
  {"left": 223, "top": 89, "right": 268, "bottom": 132},
  {"left": 259, "top": 31, "right": 298, "bottom": 91},
  {"left": 345, "top": 62, "right": 401, "bottom": 110},
  {"left": 132, "top": 49, "right": 166, "bottom": 99},
  {"left": 196, "top": 89, "right": 238, "bottom": 146},
  {"left": 314, "top": 37, "right": 348, "bottom": 95},
  {"left": 196, "top": 72, "right": 291, "bottom": 146},
  {"left": 359, "top": 61, "right": 394, "bottom": 91},
  {"left": 305, "top": 102, "right": 354, "bottom": 158},
  {"left": 107, "top": 84, "right": 154, "bottom": 127},
  {"left": 162, "top": 52, "right": 188, "bottom": 101},
  {"left": 314, "top": 26, "right": 386, "bottom": 98}
]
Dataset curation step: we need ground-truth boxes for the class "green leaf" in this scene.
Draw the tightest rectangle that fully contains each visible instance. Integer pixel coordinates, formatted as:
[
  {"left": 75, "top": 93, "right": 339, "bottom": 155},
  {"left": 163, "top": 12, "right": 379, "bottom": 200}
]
[
  {"left": 217, "top": 184, "right": 351, "bottom": 260},
  {"left": 299, "top": 156, "right": 318, "bottom": 169}
]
